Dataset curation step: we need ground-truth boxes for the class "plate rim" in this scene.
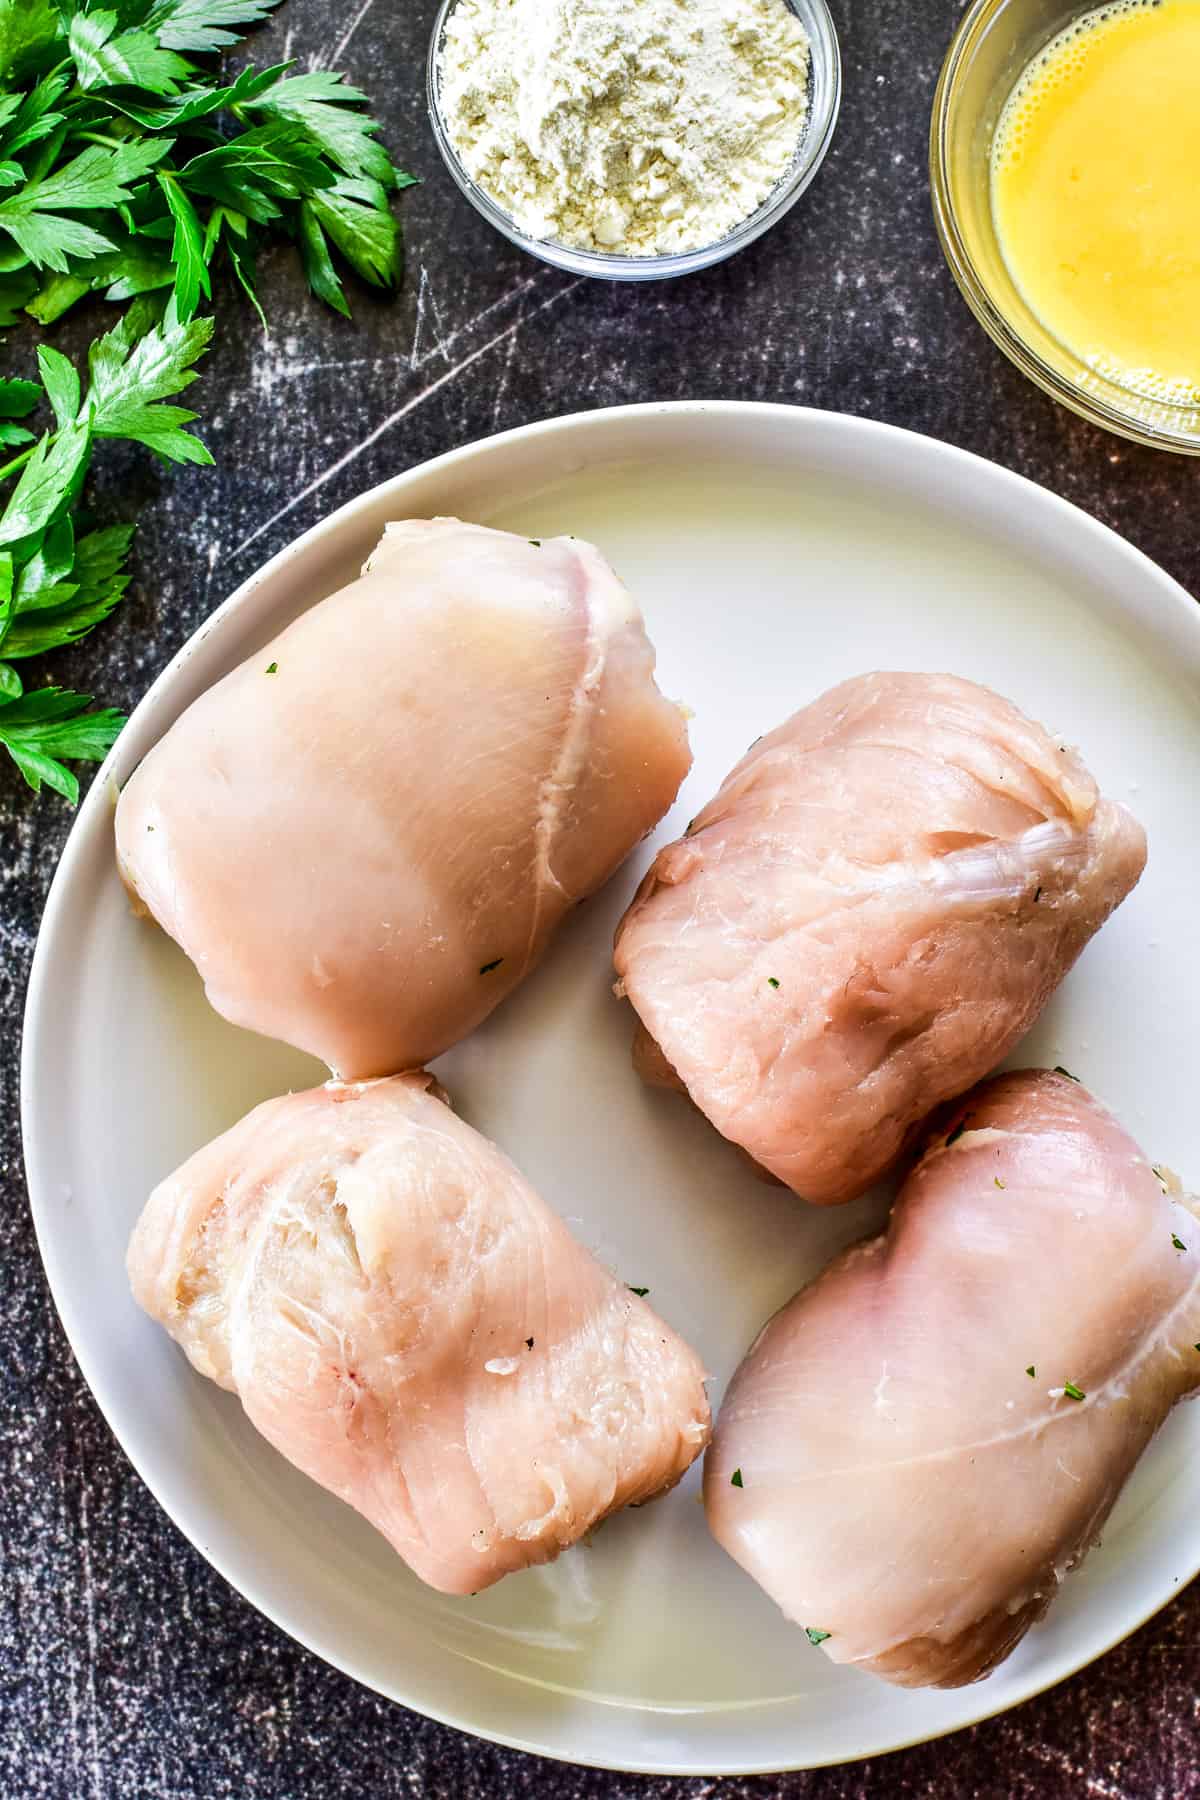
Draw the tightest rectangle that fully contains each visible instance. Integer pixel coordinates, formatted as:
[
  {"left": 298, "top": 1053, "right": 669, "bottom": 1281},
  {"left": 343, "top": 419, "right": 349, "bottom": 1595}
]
[{"left": 20, "top": 399, "right": 1200, "bottom": 1775}]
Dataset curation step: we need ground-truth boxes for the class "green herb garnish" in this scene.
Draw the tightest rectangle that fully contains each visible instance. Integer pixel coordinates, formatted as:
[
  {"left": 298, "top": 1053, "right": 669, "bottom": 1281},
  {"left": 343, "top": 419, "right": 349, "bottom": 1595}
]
[
  {"left": 265, "top": 661, "right": 278, "bottom": 674},
  {"left": 804, "top": 1627, "right": 830, "bottom": 1646},
  {"left": 1054, "top": 1066, "right": 1079, "bottom": 1081},
  {"left": 767, "top": 976, "right": 780, "bottom": 989},
  {"left": 1172, "top": 1234, "right": 1187, "bottom": 1251},
  {"left": 528, "top": 538, "right": 541, "bottom": 547},
  {"left": 1063, "top": 1381, "right": 1085, "bottom": 1402},
  {"left": 627, "top": 1285, "right": 649, "bottom": 1298},
  {"left": 730, "top": 1468, "right": 743, "bottom": 1488},
  {"left": 995, "top": 1177, "right": 1006, "bottom": 1189},
  {"left": 0, "top": 1, "right": 412, "bottom": 802},
  {"left": 0, "top": 686, "right": 124, "bottom": 804},
  {"left": 0, "top": 303, "right": 214, "bottom": 798},
  {"left": 1026, "top": 1365, "right": 1036, "bottom": 1378},
  {"left": 479, "top": 957, "right": 504, "bottom": 975}
]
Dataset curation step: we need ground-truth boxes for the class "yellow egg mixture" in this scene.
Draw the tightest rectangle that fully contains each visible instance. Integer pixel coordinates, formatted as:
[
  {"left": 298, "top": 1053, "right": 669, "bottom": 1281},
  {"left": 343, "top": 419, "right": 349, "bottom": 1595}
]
[{"left": 992, "top": 0, "right": 1200, "bottom": 406}]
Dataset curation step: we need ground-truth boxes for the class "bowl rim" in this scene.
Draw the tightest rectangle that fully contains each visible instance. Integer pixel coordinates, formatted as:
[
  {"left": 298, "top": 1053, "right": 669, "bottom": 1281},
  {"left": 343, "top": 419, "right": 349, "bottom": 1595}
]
[
  {"left": 929, "top": 0, "right": 1200, "bottom": 456},
  {"left": 425, "top": 0, "right": 843, "bottom": 282}
]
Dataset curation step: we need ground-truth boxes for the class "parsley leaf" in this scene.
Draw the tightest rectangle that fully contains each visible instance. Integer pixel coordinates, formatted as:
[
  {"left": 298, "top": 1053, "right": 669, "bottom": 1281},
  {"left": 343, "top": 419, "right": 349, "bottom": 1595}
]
[
  {"left": 221, "top": 216, "right": 266, "bottom": 326},
  {"left": 0, "top": 140, "right": 169, "bottom": 271},
  {"left": 0, "top": 269, "right": 36, "bottom": 325},
  {"left": 0, "top": 1, "right": 61, "bottom": 85},
  {"left": 70, "top": 524, "right": 136, "bottom": 613},
  {"left": 3, "top": 523, "right": 134, "bottom": 660},
  {"left": 179, "top": 120, "right": 334, "bottom": 223},
  {"left": 84, "top": 302, "right": 214, "bottom": 464},
  {"left": 0, "top": 210, "right": 114, "bottom": 275},
  {"left": 24, "top": 140, "right": 169, "bottom": 211},
  {"left": 145, "top": 0, "right": 284, "bottom": 55},
  {"left": 157, "top": 171, "right": 210, "bottom": 321},
  {"left": 68, "top": 11, "right": 194, "bottom": 94},
  {"left": 0, "top": 377, "right": 41, "bottom": 419},
  {"left": 107, "top": 62, "right": 288, "bottom": 130},
  {"left": 305, "top": 174, "right": 402, "bottom": 288},
  {"left": 297, "top": 200, "right": 349, "bottom": 317},
  {"left": 0, "top": 71, "right": 71, "bottom": 161},
  {"left": 25, "top": 273, "right": 95, "bottom": 326},
  {"left": 2, "top": 587, "right": 121, "bottom": 658},
  {"left": 730, "top": 1468, "right": 744, "bottom": 1488},
  {"left": 14, "top": 513, "right": 75, "bottom": 606},
  {"left": 0, "top": 549, "right": 12, "bottom": 637},
  {"left": 0, "top": 422, "right": 91, "bottom": 548},
  {"left": 36, "top": 345, "right": 81, "bottom": 428},
  {"left": 804, "top": 1627, "right": 830, "bottom": 1646},
  {"left": 0, "top": 686, "right": 124, "bottom": 803},
  {"left": 249, "top": 69, "right": 400, "bottom": 187},
  {"left": 1062, "top": 1381, "right": 1086, "bottom": 1402}
]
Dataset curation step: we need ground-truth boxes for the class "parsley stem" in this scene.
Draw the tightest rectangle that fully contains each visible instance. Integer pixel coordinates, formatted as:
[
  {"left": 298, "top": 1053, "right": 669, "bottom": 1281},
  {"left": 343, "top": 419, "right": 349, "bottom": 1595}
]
[{"left": 0, "top": 445, "right": 38, "bottom": 486}]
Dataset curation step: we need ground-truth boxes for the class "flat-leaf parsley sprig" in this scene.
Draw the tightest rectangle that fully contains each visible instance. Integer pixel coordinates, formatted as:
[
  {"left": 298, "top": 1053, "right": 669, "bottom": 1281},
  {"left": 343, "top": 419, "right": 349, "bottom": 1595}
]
[
  {"left": 0, "top": 0, "right": 414, "bottom": 802},
  {"left": 0, "top": 0, "right": 415, "bottom": 327},
  {"left": 0, "top": 296, "right": 211, "bottom": 800}
]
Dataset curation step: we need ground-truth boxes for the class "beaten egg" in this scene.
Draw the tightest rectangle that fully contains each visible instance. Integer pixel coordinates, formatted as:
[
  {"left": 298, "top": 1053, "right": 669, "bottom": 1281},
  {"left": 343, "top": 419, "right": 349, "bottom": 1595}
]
[{"left": 991, "top": 0, "right": 1200, "bottom": 408}]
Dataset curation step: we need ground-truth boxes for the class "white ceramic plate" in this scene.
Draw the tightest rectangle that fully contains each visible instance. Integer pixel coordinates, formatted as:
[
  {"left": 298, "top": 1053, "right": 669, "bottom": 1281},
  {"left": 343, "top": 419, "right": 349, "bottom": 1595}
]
[{"left": 22, "top": 403, "right": 1200, "bottom": 1775}]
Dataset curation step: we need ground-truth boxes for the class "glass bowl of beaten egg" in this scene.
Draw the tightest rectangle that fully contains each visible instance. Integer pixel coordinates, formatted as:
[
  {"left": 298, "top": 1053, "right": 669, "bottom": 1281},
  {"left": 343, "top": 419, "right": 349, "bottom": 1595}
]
[
  {"left": 931, "top": 0, "right": 1200, "bottom": 453},
  {"left": 427, "top": 0, "right": 841, "bottom": 282}
]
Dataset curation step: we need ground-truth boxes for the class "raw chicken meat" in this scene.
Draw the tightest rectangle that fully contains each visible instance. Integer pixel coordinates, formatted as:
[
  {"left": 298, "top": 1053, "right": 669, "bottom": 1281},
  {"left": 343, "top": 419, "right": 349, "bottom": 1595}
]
[
  {"left": 128, "top": 1074, "right": 711, "bottom": 1594},
  {"left": 614, "top": 672, "right": 1146, "bottom": 1204},
  {"left": 704, "top": 1070, "right": 1200, "bottom": 1687},
  {"left": 116, "top": 518, "right": 690, "bottom": 1078}
]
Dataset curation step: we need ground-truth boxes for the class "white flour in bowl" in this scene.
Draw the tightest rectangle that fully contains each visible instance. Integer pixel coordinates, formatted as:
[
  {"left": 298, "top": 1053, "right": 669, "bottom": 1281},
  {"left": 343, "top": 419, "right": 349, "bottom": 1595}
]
[{"left": 437, "top": 0, "right": 812, "bottom": 257}]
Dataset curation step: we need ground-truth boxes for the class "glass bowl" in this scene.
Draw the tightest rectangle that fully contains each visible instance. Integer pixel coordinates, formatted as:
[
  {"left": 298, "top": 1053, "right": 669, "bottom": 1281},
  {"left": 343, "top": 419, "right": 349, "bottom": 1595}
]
[
  {"left": 930, "top": 0, "right": 1200, "bottom": 454},
  {"left": 427, "top": 0, "right": 841, "bottom": 283}
]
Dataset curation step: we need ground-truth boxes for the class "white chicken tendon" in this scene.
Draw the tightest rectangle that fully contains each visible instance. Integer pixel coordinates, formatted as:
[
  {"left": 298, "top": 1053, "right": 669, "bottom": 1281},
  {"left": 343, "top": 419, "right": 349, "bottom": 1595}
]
[
  {"left": 116, "top": 518, "right": 691, "bottom": 1079},
  {"left": 705, "top": 1070, "right": 1200, "bottom": 1687},
  {"left": 614, "top": 672, "right": 1146, "bottom": 1205},
  {"left": 129, "top": 1074, "right": 710, "bottom": 1593}
]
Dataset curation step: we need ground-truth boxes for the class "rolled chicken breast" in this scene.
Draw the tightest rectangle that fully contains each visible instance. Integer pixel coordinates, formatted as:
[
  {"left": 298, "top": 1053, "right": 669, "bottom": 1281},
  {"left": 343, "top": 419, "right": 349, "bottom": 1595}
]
[
  {"left": 129, "top": 1073, "right": 711, "bottom": 1594},
  {"left": 117, "top": 518, "right": 690, "bottom": 1077},
  {"left": 704, "top": 1070, "right": 1200, "bottom": 1686},
  {"left": 614, "top": 672, "right": 1146, "bottom": 1204}
]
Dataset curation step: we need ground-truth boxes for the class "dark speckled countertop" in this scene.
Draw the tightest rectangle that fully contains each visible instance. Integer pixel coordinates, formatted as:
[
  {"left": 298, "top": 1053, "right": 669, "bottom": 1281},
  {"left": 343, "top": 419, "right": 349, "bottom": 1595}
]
[{"left": 3, "top": 1, "right": 1199, "bottom": 1795}]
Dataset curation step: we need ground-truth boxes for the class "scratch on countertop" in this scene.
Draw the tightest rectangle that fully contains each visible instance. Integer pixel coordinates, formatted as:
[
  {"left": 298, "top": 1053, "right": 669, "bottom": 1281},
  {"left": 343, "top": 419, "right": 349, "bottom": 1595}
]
[
  {"left": 229, "top": 275, "right": 585, "bottom": 563},
  {"left": 324, "top": 0, "right": 378, "bottom": 68}
]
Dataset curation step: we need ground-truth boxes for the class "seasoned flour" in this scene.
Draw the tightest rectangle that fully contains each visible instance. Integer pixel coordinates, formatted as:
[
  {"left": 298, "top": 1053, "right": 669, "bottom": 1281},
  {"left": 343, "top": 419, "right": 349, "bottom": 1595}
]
[{"left": 438, "top": 0, "right": 811, "bottom": 256}]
